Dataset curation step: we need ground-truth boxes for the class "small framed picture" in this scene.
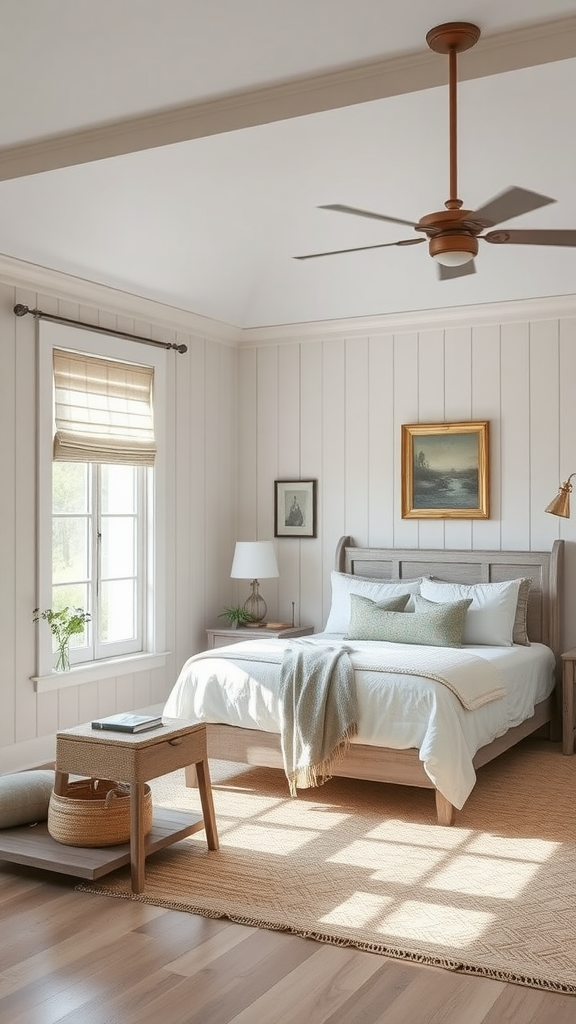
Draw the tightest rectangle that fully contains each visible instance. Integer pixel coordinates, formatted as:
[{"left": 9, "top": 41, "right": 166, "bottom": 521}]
[
  {"left": 274, "top": 480, "right": 317, "bottom": 537},
  {"left": 401, "top": 421, "right": 490, "bottom": 519}
]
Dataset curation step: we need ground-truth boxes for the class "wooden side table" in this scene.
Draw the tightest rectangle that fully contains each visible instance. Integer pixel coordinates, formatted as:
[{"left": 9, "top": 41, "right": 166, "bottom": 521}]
[
  {"left": 54, "top": 718, "right": 219, "bottom": 892},
  {"left": 206, "top": 624, "right": 314, "bottom": 648},
  {"left": 561, "top": 649, "right": 576, "bottom": 755}
]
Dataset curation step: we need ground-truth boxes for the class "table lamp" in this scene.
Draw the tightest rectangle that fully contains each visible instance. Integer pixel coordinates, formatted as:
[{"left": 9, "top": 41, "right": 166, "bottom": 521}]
[{"left": 230, "top": 541, "right": 279, "bottom": 622}]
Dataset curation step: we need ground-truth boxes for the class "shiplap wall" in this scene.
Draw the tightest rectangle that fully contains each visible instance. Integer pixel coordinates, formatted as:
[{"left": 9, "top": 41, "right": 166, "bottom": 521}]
[
  {"left": 0, "top": 266, "right": 239, "bottom": 772},
  {"left": 1, "top": 253, "right": 575, "bottom": 773},
  {"left": 237, "top": 305, "right": 576, "bottom": 643}
]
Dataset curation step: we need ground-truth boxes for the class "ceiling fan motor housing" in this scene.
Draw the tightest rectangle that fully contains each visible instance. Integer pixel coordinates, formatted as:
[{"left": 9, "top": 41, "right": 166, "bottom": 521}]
[{"left": 428, "top": 233, "right": 479, "bottom": 265}]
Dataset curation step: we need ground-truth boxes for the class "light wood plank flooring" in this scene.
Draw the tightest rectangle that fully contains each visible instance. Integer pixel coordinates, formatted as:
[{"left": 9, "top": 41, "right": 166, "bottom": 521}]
[{"left": 0, "top": 862, "right": 574, "bottom": 1023}]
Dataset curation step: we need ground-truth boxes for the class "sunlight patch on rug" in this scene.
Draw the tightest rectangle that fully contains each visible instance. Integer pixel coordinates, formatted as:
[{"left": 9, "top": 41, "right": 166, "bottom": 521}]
[
  {"left": 77, "top": 741, "right": 576, "bottom": 994},
  {"left": 380, "top": 899, "right": 494, "bottom": 946}
]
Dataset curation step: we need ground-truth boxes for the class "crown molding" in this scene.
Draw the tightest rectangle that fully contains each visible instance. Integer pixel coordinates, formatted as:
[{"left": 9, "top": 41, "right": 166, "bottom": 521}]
[
  {"left": 0, "top": 252, "right": 240, "bottom": 344},
  {"left": 0, "top": 16, "right": 574, "bottom": 181},
  {"left": 239, "top": 293, "right": 576, "bottom": 345},
  {"left": 1, "top": 252, "right": 575, "bottom": 349}
]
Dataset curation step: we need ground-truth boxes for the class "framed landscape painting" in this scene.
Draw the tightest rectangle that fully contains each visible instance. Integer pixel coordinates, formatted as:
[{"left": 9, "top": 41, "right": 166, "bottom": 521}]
[
  {"left": 401, "top": 421, "right": 490, "bottom": 519},
  {"left": 274, "top": 480, "right": 317, "bottom": 537}
]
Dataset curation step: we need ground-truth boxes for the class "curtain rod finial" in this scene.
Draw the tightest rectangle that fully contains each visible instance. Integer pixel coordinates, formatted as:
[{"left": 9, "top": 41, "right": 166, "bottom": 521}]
[{"left": 13, "top": 304, "right": 29, "bottom": 317}]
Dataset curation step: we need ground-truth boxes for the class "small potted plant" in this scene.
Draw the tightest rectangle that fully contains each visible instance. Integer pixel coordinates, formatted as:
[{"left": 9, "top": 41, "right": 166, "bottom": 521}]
[
  {"left": 218, "top": 606, "right": 255, "bottom": 629},
  {"left": 33, "top": 606, "right": 91, "bottom": 671}
]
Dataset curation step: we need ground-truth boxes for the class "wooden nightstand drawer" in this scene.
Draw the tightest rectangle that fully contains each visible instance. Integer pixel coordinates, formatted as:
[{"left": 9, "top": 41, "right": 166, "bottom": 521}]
[
  {"left": 55, "top": 720, "right": 207, "bottom": 783},
  {"left": 206, "top": 625, "right": 314, "bottom": 648}
]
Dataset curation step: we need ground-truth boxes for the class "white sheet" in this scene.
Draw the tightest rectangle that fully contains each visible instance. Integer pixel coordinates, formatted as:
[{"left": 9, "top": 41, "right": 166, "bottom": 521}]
[{"left": 163, "top": 635, "right": 556, "bottom": 810}]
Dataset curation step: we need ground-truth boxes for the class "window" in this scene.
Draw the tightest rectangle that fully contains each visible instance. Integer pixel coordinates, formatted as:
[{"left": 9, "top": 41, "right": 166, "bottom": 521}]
[
  {"left": 52, "top": 461, "right": 147, "bottom": 663},
  {"left": 37, "top": 320, "right": 167, "bottom": 679}
]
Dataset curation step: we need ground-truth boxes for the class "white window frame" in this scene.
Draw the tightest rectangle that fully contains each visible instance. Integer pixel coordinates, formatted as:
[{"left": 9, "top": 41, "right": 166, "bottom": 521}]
[{"left": 35, "top": 320, "right": 167, "bottom": 686}]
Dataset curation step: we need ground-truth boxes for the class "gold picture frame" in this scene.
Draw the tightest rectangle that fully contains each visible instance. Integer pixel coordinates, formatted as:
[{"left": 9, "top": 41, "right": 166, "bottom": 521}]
[{"left": 401, "top": 421, "right": 490, "bottom": 519}]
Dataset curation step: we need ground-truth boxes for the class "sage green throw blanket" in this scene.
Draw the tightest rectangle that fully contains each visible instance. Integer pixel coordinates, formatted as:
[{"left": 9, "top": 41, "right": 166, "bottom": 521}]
[{"left": 279, "top": 639, "right": 358, "bottom": 796}]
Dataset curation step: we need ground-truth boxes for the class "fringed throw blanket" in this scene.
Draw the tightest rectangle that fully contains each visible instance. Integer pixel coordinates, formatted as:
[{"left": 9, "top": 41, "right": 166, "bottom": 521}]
[{"left": 279, "top": 639, "right": 358, "bottom": 796}]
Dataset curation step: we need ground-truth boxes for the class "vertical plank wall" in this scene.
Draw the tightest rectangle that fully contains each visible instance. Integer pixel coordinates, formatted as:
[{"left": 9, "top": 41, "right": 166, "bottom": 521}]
[
  {"left": 1, "top": 257, "right": 576, "bottom": 772},
  {"left": 238, "top": 302, "right": 576, "bottom": 645},
  {"left": 0, "top": 273, "right": 238, "bottom": 772}
]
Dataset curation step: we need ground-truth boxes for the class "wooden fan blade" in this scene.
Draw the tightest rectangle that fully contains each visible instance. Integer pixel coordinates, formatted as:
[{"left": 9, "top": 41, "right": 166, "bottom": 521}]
[
  {"left": 319, "top": 204, "right": 419, "bottom": 229},
  {"left": 483, "top": 229, "right": 576, "bottom": 247},
  {"left": 293, "top": 238, "right": 424, "bottom": 260},
  {"left": 437, "top": 259, "right": 476, "bottom": 281},
  {"left": 463, "top": 187, "right": 556, "bottom": 229}
]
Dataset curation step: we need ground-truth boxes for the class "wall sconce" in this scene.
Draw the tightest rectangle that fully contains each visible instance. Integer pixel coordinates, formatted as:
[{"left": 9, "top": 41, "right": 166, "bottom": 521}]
[
  {"left": 545, "top": 474, "right": 576, "bottom": 518},
  {"left": 230, "top": 541, "right": 279, "bottom": 622}
]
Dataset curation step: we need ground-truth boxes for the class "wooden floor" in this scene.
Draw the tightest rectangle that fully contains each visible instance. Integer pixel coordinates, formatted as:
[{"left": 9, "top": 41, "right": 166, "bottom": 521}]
[{"left": 0, "top": 861, "right": 574, "bottom": 1023}]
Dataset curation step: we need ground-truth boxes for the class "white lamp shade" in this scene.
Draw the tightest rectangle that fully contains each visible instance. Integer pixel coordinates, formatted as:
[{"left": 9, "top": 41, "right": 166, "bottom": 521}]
[{"left": 230, "top": 541, "right": 279, "bottom": 580}]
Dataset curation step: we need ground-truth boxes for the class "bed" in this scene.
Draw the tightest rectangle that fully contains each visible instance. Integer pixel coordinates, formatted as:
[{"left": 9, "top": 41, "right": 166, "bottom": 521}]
[{"left": 164, "top": 537, "right": 563, "bottom": 824}]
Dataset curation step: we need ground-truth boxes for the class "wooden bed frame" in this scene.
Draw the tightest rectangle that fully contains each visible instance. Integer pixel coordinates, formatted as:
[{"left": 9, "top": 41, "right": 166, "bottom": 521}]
[{"left": 192, "top": 537, "right": 564, "bottom": 825}]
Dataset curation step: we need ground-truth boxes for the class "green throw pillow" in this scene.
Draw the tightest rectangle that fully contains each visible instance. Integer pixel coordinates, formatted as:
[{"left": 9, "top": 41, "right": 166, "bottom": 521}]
[
  {"left": 345, "top": 593, "right": 472, "bottom": 646},
  {"left": 344, "top": 593, "right": 411, "bottom": 641}
]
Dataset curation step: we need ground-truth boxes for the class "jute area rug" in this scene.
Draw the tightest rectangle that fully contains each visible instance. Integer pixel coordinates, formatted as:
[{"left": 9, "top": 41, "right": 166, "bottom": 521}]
[{"left": 78, "top": 740, "right": 576, "bottom": 994}]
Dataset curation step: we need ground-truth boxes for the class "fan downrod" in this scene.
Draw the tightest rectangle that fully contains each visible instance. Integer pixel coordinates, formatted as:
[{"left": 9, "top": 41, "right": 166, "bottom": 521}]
[{"left": 426, "top": 22, "right": 480, "bottom": 54}]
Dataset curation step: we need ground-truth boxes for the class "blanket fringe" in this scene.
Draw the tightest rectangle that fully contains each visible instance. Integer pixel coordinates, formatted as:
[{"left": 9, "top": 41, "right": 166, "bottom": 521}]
[{"left": 287, "top": 724, "right": 358, "bottom": 797}]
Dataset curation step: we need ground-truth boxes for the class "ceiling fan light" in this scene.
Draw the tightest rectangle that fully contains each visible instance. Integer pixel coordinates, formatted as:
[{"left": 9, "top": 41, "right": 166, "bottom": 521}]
[
  {"left": 429, "top": 233, "right": 478, "bottom": 267},
  {"left": 432, "top": 250, "right": 476, "bottom": 267}
]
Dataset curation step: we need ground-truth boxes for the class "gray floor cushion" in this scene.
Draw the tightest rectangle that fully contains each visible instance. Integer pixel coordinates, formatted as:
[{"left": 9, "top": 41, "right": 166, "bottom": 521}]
[{"left": 0, "top": 770, "right": 55, "bottom": 827}]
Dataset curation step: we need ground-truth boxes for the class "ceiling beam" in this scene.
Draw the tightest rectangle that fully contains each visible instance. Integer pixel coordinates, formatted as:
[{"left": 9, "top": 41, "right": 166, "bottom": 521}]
[{"left": 0, "top": 15, "right": 574, "bottom": 182}]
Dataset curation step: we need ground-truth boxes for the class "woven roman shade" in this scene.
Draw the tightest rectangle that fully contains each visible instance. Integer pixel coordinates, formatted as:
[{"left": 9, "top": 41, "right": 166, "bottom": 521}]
[{"left": 53, "top": 349, "right": 156, "bottom": 465}]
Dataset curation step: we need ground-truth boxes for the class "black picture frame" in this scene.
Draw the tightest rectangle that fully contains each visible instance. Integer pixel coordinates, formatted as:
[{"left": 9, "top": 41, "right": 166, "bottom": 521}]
[{"left": 274, "top": 480, "right": 317, "bottom": 537}]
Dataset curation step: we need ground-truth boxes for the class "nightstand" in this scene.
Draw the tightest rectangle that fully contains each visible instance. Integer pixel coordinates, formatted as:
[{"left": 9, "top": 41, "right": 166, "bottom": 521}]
[
  {"left": 206, "top": 624, "right": 314, "bottom": 649},
  {"left": 561, "top": 648, "right": 576, "bottom": 754},
  {"left": 54, "top": 719, "right": 218, "bottom": 893},
  {"left": 0, "top": 720, "right": 218, "bottom": 894}
]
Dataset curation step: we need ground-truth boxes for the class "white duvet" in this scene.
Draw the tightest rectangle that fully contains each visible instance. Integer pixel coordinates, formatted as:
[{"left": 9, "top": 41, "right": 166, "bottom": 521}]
[{"left": 163, "top": 634, "right": 556, "bottom": 809}]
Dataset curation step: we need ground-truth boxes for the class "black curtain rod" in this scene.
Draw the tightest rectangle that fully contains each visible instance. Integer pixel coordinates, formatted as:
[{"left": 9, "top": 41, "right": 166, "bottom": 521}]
[{"left": 13, "top": 304, "right": 188, "bottom": 353}]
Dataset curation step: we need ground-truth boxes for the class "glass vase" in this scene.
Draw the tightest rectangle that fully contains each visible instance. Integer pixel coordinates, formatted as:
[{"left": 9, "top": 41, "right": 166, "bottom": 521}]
[{"left": 55, "top": 644, "right": 70, "bottom": 672}]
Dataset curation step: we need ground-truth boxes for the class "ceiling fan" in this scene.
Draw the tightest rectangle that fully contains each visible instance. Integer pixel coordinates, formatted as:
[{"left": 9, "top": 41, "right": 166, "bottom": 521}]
[{"left": 294, "top": 22, "right": 576, "bottom": 280}]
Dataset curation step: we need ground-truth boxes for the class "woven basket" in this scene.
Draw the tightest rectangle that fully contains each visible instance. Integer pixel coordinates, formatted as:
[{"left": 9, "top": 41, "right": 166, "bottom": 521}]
[{"left": 48, "top": 778, "right": 153, "bottom": 847}]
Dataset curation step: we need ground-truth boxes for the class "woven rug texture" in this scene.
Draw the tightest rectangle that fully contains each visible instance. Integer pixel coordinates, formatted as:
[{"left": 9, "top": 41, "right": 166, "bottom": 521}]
[{"left": 78, "top": 741, "right": 576, "bottom": 993}]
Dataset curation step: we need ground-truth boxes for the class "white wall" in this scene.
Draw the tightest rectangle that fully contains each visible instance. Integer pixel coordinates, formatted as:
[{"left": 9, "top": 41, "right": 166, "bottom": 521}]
[
  {"left": 0, "top": 259, "right": 239, "bottom": 772},
  {"left": 1, "top": 252, "right": 575, "bottom": 773},
  {"left": 237, "top": 297, "right": 576, "bottom": 646}
]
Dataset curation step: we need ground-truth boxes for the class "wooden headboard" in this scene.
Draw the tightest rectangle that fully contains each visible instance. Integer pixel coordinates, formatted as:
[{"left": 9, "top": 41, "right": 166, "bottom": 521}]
[{"left": 335, "top": 537, "right": 564, "bottom": 673}]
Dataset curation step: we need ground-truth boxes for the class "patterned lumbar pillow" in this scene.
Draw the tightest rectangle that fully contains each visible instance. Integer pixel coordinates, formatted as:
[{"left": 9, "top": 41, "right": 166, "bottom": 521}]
[
  {"left": 0, "top": 770, "right": 56, "bottom": 828},
  {"left": 345, "top": 593, "right": 471, "bottom": 646},
  {"left": 344, "top": 593, "right": 411, "bottom": 640}
]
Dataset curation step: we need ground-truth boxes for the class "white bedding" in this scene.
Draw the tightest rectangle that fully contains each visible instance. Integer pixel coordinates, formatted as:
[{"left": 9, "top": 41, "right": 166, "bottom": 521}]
[{"left": 163, "top": 634, "right": 556, "bottom": 809}]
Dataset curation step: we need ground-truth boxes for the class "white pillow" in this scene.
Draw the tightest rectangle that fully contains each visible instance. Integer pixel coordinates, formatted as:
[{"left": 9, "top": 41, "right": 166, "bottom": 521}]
[
  {"left": 419, "top": 577, "right": 521, "bottom": 647},
  {"left": 324, "top": 571, "right": 424, "bottom": 633}
]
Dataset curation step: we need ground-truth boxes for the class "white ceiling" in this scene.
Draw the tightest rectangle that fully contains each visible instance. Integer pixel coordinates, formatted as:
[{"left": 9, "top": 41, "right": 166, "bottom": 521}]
[{"left": 1, "top": 0, "right": 575, "bottom": 329}]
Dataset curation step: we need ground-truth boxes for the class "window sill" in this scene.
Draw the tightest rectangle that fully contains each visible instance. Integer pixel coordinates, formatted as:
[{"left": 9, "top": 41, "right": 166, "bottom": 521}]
[{"left": 32, "top": 652, "right": 170, "bottom": 693}]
